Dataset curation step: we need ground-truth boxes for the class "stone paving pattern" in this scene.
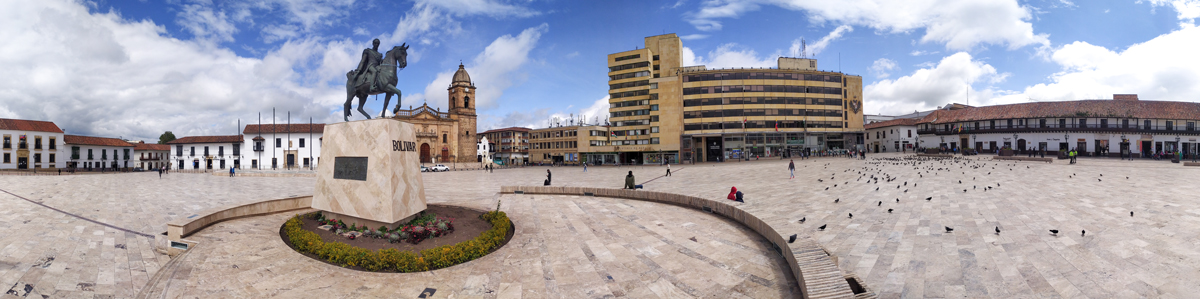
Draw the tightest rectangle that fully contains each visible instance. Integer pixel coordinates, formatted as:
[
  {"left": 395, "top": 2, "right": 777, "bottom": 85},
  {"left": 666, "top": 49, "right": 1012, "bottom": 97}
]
[{"left": 4, "top": 153, "right": 1200, "bottom": 298}]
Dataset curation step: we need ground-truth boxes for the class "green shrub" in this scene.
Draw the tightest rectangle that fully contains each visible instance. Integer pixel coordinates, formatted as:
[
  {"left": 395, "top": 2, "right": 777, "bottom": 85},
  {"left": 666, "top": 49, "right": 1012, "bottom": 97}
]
[{"left": 285, "top": 211, "right": 510, "bottom": 272}]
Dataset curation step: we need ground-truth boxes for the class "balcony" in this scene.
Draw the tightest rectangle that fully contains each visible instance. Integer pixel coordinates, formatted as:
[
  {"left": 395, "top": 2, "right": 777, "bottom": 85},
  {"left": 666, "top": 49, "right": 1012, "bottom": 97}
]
[
  {"left": 917, "top": 124, "right": 1196, "bottom": 136},
  {"left": 416, "top": 132, "right": 437, "bottom": 138}
]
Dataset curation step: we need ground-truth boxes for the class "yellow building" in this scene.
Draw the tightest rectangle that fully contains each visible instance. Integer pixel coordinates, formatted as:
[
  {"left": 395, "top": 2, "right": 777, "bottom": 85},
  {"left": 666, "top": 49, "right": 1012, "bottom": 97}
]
[
  {"left": 529, "top": 125, "right": 611, "bottom": 165},
  {"left": 603, "top": 34, "right": 865, "bottom": 163}
]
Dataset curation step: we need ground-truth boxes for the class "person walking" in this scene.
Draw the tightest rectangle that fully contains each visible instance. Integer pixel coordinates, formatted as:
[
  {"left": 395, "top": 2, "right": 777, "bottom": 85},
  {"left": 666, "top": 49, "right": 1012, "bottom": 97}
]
[
  {"left": 583, "top": 163, "right": 588, "bottom": 172},
  {"left": 545, "top": 169, "right": 552, "bottom": 186},
  {"left": 624, "top": 171, "right": 636, "bottom": 190},
  {"left": 788, "top": 159, "right": 796, "bottom": 179},
  {"left": 229, "top": 167, "right": 235, "bottom": 177},
  {"left": 665, "top": 164, "right": 671, "bottom": 176},
  {"left": 158, "top": 167, "right": 162, "bottom": 178}
]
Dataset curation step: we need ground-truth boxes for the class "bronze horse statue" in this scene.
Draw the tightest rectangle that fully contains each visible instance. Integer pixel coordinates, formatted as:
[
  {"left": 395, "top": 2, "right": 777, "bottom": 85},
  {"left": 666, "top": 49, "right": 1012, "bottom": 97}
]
[{"left": 344, "top": 44, "right": 408, "bottom": 121}]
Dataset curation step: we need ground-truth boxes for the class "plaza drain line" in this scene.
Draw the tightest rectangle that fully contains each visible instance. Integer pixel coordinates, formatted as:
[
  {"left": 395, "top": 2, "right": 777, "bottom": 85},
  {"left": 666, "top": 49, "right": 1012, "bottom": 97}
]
[{"left": 0, "top": 188, "right": 154, "bottom": 238}]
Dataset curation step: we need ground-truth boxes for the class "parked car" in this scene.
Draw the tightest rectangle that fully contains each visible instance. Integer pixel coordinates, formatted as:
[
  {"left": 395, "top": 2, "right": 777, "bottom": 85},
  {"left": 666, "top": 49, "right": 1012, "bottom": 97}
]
[
  {"left": 430, "top": 164, "right": 450, "bottom": 172},
  {"left": 420, "top": 165, "right": 430, "bottom": 172}
]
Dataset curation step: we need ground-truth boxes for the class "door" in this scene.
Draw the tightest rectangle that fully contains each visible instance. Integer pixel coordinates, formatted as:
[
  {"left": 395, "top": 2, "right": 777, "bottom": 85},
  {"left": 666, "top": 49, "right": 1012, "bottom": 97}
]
[
  {"left": 287, "top": 154, "right": 296, "bottom": 168},
  {"left": 705, "top": 137, "right": 722, "bottom": 162},
  {"left": 1078, "top": 141, "right": 1088, "bottom": 155},
  {"left": 1141, "top": 141, "right": 1151, "bottom": 157},
  {"left": 1017, "top": 139, "right": 1027, "bottom": 153},
  {"left": 420, "top": 143, "right": 432, "bottom": 163},
  {"left": 975, "top": 142, "right": 983, "bottom": 151},
  {"left": 206, "top": 159, "right": 213, "bottom": 169},
  {"left": 961, "top": 138, "right": 969, "bottom": 150},
  {"left": 441, "top": 147, "right": 450, "bottom": 163},
  {"left": 193, "top": 160, "right": 199, "bottom": 169},
  {"left": 17, "top": 157, "right": 27, "bottom": 169},
  {"left": 219, "top": 159, "right": 225, "bottom": 169}
]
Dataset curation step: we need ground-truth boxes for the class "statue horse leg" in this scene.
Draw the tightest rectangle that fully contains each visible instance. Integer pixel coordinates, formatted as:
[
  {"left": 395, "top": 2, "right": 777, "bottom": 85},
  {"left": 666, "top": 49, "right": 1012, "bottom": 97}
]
[
  {"left": 344, "top": 91, "right": 356, "bottom": 121},
  {"left": 381, "top": 85, "right": 402, "bottom": 116},
  {"left": 357, "top": 93, "right": 372, "bottom": 120}
]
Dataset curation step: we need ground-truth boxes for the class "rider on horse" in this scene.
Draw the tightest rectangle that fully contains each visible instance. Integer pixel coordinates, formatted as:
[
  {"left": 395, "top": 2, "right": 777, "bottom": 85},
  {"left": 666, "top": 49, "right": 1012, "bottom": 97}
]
[{"left": 353, "top": 39, "right": 384, "bottom": 93}]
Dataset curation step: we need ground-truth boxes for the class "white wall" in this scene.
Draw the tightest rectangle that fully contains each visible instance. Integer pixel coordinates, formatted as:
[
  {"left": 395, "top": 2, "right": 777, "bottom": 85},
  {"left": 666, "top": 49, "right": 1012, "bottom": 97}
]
[
  {"left": 865, "top": 125, "right": 917, "bottom": 152},
  {"left": 133, "top": 149, "right": 170, "bottom": 170},
  {"left": 242, "top": 133, "right": 323, "bottom": 170},
  {"left": 0, "top": 130, "right": 65, "bottom": 169},
  {"left": 66, "top": 144, "right": 134, "bottom": 169},
  {"left": 169, "top": 142, "right": 246, "bottom": 170}
]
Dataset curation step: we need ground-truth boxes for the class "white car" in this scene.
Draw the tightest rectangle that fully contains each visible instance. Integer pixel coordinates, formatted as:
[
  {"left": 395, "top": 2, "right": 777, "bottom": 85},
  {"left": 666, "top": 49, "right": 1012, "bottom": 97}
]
[{"left": 430, "top": 164, "right": 450, "bottom": 172}]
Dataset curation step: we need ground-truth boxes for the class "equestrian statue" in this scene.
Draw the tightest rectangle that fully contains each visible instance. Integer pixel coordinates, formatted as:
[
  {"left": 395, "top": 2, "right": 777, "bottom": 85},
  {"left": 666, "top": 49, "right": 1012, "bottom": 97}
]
[{"left": 345, "top": 38, "right": 408, "bottom": 121}]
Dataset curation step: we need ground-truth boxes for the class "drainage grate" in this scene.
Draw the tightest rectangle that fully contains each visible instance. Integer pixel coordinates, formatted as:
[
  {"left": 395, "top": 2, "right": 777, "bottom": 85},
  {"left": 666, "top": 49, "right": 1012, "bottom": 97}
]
[
  {"left": 417, "top": 288, "right": 437, "bottom": 298},
  {"left": 514, "top": 191, "right": 524, "bottom": 194},
  {"left": 583, "top": 192, "right": 594, "bottom": 196},
  {"left": 702, "top": 206, "right": 713, "bottom": 213},
  {"left": 170, "top": 242, "right": 189, "bottom": 250}
]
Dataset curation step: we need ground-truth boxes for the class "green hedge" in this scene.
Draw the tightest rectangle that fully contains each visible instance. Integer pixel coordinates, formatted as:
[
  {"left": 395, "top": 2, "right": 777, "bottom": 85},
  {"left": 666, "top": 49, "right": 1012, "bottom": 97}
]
[{"left": 284, "top": 210, "right": 511, "bottom": 272}]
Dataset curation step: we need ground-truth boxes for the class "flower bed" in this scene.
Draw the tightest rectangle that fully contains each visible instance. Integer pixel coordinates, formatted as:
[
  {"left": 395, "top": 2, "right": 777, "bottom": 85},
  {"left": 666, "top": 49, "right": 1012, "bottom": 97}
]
[{"left": 282, "top": 208, "right": 512, "bottom": 272}]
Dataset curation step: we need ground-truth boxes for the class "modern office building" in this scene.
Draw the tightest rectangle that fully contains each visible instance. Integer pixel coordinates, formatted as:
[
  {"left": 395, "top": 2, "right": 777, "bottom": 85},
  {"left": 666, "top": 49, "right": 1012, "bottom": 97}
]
[
  {"left": 529, "top": 125, "right": 610, "bottom": 165},
  {"left": 915, "top": 94, "right": 1200, "bottom": 158},
  {"left": 478, "top": 127, "right": 530, "bottom": 165},
  {"left": 602, "top": 34, "right": 865, "bottom": 164}
]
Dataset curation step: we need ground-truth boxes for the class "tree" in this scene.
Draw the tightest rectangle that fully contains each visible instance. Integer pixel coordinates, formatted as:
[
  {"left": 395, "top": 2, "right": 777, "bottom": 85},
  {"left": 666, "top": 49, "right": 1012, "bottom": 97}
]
[{"left": 158, "top": 131, "right": 177, "bottom": 144}]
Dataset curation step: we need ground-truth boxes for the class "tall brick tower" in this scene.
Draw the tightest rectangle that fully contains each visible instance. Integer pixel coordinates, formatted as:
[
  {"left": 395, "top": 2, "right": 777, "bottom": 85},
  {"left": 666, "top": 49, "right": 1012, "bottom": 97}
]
[{"left": 448, "top": 63, "right": 478, "bottom": 162}]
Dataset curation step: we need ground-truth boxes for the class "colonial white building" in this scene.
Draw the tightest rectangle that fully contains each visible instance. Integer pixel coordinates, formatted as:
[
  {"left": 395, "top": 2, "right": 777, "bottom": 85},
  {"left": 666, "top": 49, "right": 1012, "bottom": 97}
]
[
  {"left": 916, "top": 94, "right": 1200, "bottom": 158},
  {"left": 243, "top": 123, "right": 323, "bottom": 170},
  {"left": 132, "top": 141, "right": 171, "bottom": 170},
  {"left": 65, "top": 135, "right": 135, "bottom": 170},
  {"left": 167, "top": 135, "right": 243, "bottom": 170},
  {"left": 477, "top": 136, "right": 491, "bottom": 163},
  {"left": 865, "top": 118, "right": 919, "bottom": 153},
  {"left": 0, "top": 118, "right": 65, "bottom": 170}
]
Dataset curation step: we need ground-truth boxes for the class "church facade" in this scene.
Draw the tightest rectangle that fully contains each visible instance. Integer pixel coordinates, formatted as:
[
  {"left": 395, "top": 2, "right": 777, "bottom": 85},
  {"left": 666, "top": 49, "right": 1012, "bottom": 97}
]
[{"left": 392, "top": 64, "right": 478, "bottom": 163}]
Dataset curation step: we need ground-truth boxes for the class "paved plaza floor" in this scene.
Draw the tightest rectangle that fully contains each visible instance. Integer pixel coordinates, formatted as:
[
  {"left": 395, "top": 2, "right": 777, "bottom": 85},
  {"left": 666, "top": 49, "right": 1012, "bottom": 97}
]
[{"left": 2, "top": 153, "right": 1199, "bottom": 298}]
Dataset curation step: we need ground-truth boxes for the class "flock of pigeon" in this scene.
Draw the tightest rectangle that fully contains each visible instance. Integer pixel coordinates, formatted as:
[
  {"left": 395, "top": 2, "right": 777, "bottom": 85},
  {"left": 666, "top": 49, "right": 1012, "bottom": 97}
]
[{"left": 787, "top": 155, "right": 1125, "bottom": 244}]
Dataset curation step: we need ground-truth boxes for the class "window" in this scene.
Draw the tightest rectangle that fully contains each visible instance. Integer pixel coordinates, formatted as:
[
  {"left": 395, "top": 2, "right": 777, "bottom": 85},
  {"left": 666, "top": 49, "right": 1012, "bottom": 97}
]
[
  {"left": 204, "top": 146, "right": 210, "bottom": 156},
  {"left": 71, "top": 146, "right": 80, "bottom": 160},
  {"left": 190, "top": 147, "right": 195, "bottom": 156},
  {"left": 101, "top": 149, "right": 106, "bottom": 160},
  {"left": 1060, "top": 119, "right": 1067, "bottom": 128},
  {"left": 1189, "top": 122, "right": 1195, "bottom": 131},
  {"left": 34, "top": 136, "right": 41, "bottom": 149},
  {"left": 298, "top": 138, "right": 305, "bottom": 148},
  {"left": 908, "top": 130, "right": 912, "bottom": 138},
  {"left": 1166, "top": 121, "right": 1174, "bottom": 130},
  {"left": 49, "top": 153, "right": 55, "bottom": 163},
  {"left": 653, "top": 55, "right": 659, "bottom": 60},
  {"left": 650, "top": 104, "right": 658, "bottom": 111},
  {"left": 48, "top": 137, "right": 55, "bottom": 150},
  {"left": 990, "top": 120, "right": 995, "bottom": 129},
  {"left": 1100, "top": 119, "right": 1108, "bottom": 128},
  {"left": 1123, "top": 119, "right": 1129, "bottom": 128},
  {"left": 218, "top": 146, "right": 224, "bottom": 156},
  {"left": 1006, "top": 119, "right": 1013, "bottom": 129},
  {"left": 442, "top": 134, "right": 447, "bottom": 143},
  {"left": 2, "top": 136, "right": 8, "bottom": 149},
  {"left": 651, "top": 127, "right": 659, "bottom": 133},
  {"left": 176, "top": 145, "right": 183, "bottom": 156},
  {"left": 276, "top": 138, "right": 282, "bottom": 148},
  {"left": 1040, "top": 119, "right": 1047, "bottom": 128},
  {"left": 232, "top": 143, "right": 240, "bottom": 155},
  {"left": 1079, "top": 119, "right": 1087, "bottom": 128},
  {"left": 651, "top": 138, "right": 660, "bottom": 144},
  {"left": 123, "top": 149, "right": 130, "bottom": 160},
  {"left": 650, "top": 83, "right": 658, "bottom": 89},
  {"left": 1145, "top": 120, "right": 1152, "bottom": 130},
  {"left": 2, "top": 153, "right": 7, "bottom": 163}
]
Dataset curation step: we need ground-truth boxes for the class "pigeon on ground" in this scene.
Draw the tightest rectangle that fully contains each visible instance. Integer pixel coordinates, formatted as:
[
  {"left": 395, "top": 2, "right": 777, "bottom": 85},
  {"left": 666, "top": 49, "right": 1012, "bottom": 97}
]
[
  {"left": 825, "top": 187, "right": 829, "bottom": 190},
  {"left": 995, "top": 226, "right": 1000, "bottom": 234},
  {"left": 904, "top": 189, "right": 908, "bottom": 193},
  {"left": 945, "top": 226, "right": 954, "bottom": 233},
  {"left": 1131, "top": 211, "right": 1134, "bottom": 217},
  {"left": 1050, "top": 229, "right": 1059, "bottom": 236},
  {"left": 818, "top": 224, "right": 827, "bottom": 230},
  {"left": 849, "top": 213, "right": 853, "bottom": 219},
  {"left": 799, "top": 217, "right": 806, "bottom": 223},
  {"left": 1099, "top": 179, "right": 1102, "bottom": 182},
  {"left": 964, "top": 189, "right": 967, "bottom": 193},
  {"left": 888, "top": 209, "right": 893, "bottom": 213},
  {"left": 876, "top": 187, "right": 879, "bottom": 191},
  {"left": 1081, "top": 230, "right": 1086, "bottom": 237},
  {"left": 835, "top": 198, "right": 840, "bottom": 203},
  {"left": 926, "top": 197, "right": 932, "bottom": 201},
  {"left": 878, "top": 201, "right": 882, "bottom": 206},
  {"left": 788, "top": 234, "right": 797, "bottom": 243},
  {"left": 896, "top": 198, "right": 900, "bottom": 203}
]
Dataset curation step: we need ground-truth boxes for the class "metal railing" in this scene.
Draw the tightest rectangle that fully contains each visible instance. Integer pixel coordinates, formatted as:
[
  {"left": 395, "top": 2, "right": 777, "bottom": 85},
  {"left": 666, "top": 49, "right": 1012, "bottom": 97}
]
[{"left": 918, "top": 124, "right": 1198, "bottom": 135}]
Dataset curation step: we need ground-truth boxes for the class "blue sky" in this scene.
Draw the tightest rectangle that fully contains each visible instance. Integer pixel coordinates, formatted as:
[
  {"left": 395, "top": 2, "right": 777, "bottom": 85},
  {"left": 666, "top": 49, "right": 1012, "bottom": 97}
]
[{"left": 1, "top": 0, "right": 1199, "bottom": 141}]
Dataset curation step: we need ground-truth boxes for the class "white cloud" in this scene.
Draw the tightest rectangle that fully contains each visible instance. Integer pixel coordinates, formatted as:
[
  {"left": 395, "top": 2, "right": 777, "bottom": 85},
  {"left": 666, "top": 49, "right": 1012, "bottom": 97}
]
[
  {"left": 1011, "top": 26, "right": 1200, "bottom": 103},
  {"left": 870, "top": 58, "right": 898, "bottom": 78},
  {"left": 680, "top": 34, "right": 709, "bottom": 40},
  {"left": 910, "top": 50, "right": 939, "bottom": 56},
  {"left": 682, "top": 44, "right": 780, "bottom": 69},
  {"left": 485, "top": 95, "right": 610, "bottom": 130},
  {"left": 176, "top": 2, "right": 238, "bottom": 44},
  {"left": 0, "top": 0, "right": 354, "bottom": 141},
  {"left": 864, "top": 52, "right": 1007, "bottom": 114},
  {"left": 565, "top": 51, "right": 580, "bottom": 58},
  {"left": 687, "top": 0, "right": 1049, "bottom": 50},
  {"left": 413, "top": 24, "right": 550, "bottom": 111},
  {"left": 806, "top": 24, "right": 853, "bottom": 55},
  {"left": 414, "top": 0, "right": 540, "bottom": 18},
  {"left": 1143, "top": 0, "right": 1200, "bottom": 22}
]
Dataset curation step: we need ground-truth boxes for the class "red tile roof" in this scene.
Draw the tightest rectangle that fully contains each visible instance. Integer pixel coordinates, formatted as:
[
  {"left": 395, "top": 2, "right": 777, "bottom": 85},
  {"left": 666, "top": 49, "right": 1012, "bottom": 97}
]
[
  {"left": 0, "top": 118, "right": 63, "bottom": 133},
  {"left": 480, "top": 127, "right": 531, "bottom": 134},
  {"left": 916, "top": 99, "right": 1200, "bottom": 125},
  {"left": 864, "top": 118, "right": 919, "bottom": 130},
  {"left": 243, "top": 124, "right": 324, "bottom": 134},
  {"left": 133, "top": 141, "right": 170, "bottom": 151},
  {"left": 64, "top": 135, "right": 135, "bottom": 147},
  {"left": 167, "top": 135, "right": 244, "bottom": 144}
]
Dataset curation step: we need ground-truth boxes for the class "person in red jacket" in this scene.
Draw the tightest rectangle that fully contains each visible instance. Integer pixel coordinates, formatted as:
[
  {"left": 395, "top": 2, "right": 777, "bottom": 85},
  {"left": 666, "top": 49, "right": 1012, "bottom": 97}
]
[{"left": 727, "top": 187, "right": 743, "bottom": 202}]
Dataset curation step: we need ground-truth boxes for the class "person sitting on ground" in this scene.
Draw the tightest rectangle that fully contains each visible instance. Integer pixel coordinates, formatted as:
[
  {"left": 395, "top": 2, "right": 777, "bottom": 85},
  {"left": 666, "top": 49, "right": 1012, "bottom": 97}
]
[
  {"left": 726, "top": 186, "right": 745, "bottom": 202},
  {"left": 624, "top": 171, "right": 636, "bottom": 189}
]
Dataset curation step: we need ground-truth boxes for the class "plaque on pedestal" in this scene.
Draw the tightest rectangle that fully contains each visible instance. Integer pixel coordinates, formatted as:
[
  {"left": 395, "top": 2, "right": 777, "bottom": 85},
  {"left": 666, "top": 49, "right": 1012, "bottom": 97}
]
[{"left": 313, "top": 118, "right": 426, "bottom": 229}]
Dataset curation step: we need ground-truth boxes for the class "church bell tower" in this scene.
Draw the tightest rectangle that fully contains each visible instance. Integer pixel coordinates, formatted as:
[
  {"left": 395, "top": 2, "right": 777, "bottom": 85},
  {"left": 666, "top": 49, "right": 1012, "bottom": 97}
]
[{"left": 448, "top": 63, "right": 477, "bottom": 162}]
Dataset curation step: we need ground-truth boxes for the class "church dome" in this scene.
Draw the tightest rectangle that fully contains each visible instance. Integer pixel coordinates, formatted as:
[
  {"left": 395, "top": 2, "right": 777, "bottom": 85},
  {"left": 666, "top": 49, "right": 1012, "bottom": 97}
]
[{"left": 452, "top": 63, "right": 471, "bottom": 84}]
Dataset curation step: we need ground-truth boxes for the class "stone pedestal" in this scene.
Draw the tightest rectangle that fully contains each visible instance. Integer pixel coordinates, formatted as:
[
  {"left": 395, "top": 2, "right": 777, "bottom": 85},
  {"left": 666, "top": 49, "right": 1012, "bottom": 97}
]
[{"left": 312, "top": 118, "right": 426, "bottom": 230}]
